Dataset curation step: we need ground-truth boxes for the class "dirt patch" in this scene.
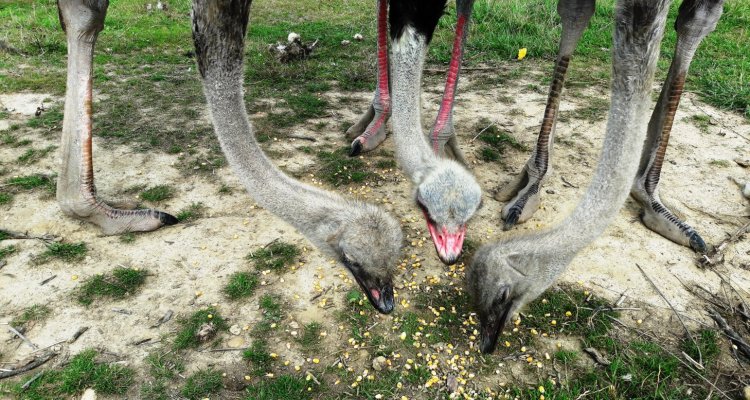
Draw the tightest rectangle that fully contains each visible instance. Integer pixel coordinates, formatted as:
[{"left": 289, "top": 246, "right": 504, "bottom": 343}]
[{"left": 1, "top": 69, "right": 749, "bottom": 398}]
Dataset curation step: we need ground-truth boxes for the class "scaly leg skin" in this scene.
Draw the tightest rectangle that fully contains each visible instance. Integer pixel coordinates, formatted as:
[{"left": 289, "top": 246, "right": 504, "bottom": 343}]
[
  {"left": 348, "top": 0, "right": 390, "bottom": 157},
  {"left": 57, "top": 0, "right": 177, "bottom": 235},
  {"left": 631, "top": 0, "right": 724, "bottom": 253},
  {"left": 428, "top": 0, "right": 474, "bottom": 166},
  {"left": 498, "top": 0, "right": 595, "bottom": 230}
]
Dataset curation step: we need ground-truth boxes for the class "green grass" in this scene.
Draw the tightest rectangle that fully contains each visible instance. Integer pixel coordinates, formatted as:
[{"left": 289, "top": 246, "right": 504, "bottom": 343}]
[
  {"left": 247, "top": 241, "right": 300, "bottom": 272},
  {"left": 316, "top": 147, "right": 372, "bottom": 186},
  {"left": 0, "top": 245, "right": 16, "bottom": 260},
  {"left": 11, "top": 349, "right": 134, "bottom": 399},
  {"left": 10, "top": 304, "right": 51, "bottom": 330},
  {"left": 4, "top": 174, "right": 54, "bottom": 191},
  {"left": 244, "top": 339, "right": 274, "bottom": 376},
  {"left": 26, "top": 107, "right": 63, "bottom": 131},
  {"left": 683, "top": 329, "right": 720, "bottom": 367},
  {"left": 17, "top": 145, "right": 56, "bottom": 165},
  {"left": 34, "top": 241, "right": 88, "bottom": 264},
  {"left": 174, "top": 307, "right": 229, "bottom": 349},
  {"left": 0, "top": 230, "right": 11, "bottom": 241},
  {"left": 140, "top": 351, "right": 185, "bottom": 400},
  {"left": 296, "top": 321, "right": 322, "bottom": 350},
  {"left": 0, "top": 193, "right": 12, "bottom": 205},
  {"left": 690, "top": 113, "right": 712, "bottom": 133},
  {"left": 76, "top": 267, "right": 148, "bottom": 305},
  {"left": 176, "top": 202, "right": 205, "bottom": 222},
  {"left": 253, "top": 294, "right": 284, "bottom": 337},
  {"left": 244, "top": 374, "right": 313, "bottom": 400},
  {"left": 475, "top": 118, "right": 527, "bottom": 155},
  {"left": 181, "top": 369, "right": 223, "bottom": 400},
  {"left": 140, "top": 184, "right": 175, "bottom": 202},
  {"left": 145, "top": 351, "right": 185, "bottom": 380},
  {"left": 710, "top": 159, "right": 731, "bottom": 168},
  {"left": 224, "top": 271, "right": 259, "bottom": 299}
]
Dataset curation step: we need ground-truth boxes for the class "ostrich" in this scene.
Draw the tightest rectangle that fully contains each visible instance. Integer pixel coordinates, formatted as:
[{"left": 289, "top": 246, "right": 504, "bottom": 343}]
[
  {"left": 347, "top": 0, "right": 474, "bottom": 165},
  {"left": 353, "top": 0, "right": 482, "bottom": 264},
  {"left": 55, "top": 0, "right": 403, "bottom": 314},
  {"left": 468, "top": 0, "right": 724, "bottom": 354},
  {"left": 498, "top": 0, "right": 720, "bottom": 254}
]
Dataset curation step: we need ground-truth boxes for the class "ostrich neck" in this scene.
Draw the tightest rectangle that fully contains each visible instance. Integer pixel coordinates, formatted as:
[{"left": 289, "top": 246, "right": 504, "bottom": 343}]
[
  {"left": 201, "top": 75, "right": 346, "bottom": 240},
  {"left": 389, "top": 28, "right": 438, "bottom": 182},
  {"left": 539, "top": 3, "right": 669, "bottom": 260}
]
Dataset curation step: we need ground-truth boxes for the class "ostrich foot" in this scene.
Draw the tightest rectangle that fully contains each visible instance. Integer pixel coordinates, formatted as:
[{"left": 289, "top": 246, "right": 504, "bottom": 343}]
[
  {"left": 59, "top": 196, "right": 177, "bottom": 236},
  {"left": 347, "top": 104, "right": 389, "bottom": 157},
  {"left": 631, "top": 189, "right": 706, "bottom": 253},
  {"left": 495, "top": 166, "right": 543, "bottom": 230}
]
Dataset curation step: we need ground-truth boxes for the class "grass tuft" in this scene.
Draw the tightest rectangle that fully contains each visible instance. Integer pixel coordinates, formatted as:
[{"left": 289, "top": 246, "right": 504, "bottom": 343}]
[
  {"left": 296, "top": 321, "right": 322, "bottom": 350},
  {"left": 176, "top": 202, "right": 205, "bottom": 222},
  {"left": 244, "top": 375, "right": 313, "bottom": 400},
  {"left": 243, "top": 339, "right": 274, "bottom": 376},
  {"left": 247, "top": 241, "right": 300, "bottom": 272},
  {"left": 253, "top": 294, "right": 284, "bottom": 337},
  {"left": 11, "top": 304, "right": 51, "bottom": 330},
  {"left": 5, "top": 174, "right": 55, "bottom": 191},
  {"left": 316, "top": 147, "right": 372, "bottom": 186},
  {"left": 181, "top": 369, "right": 223, "bottom": 400},
  {"left": 174, "top": 307, "right": 229, "bottom": 350},
  {"left": 140, "top": 185, "right": 175, "bottom": 202},
  {"left": 16, "top": 349, "right": 134, "bottom": 398},
  {"left": 34, "top": 242, "right": 88, "bottom": 264},
  {"left": 224, "top": 272, "right": 259, "bottom": 299},
  {"left": 77, "top": 267, "right": 148, "bottom": 305},
  {"left": 0, "top": 245, "right": 17, "bottom": 260}
]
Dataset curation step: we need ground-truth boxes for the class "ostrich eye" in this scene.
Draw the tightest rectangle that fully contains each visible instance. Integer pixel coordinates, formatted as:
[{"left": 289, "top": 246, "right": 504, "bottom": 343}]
[{"left": 415, "top": 198, "right": 436, "bottom": 224}]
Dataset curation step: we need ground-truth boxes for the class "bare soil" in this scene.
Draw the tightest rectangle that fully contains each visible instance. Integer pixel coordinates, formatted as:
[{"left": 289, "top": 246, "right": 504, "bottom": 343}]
[{"left": 1, "top": 69, "right": 748, "bottom": 398}]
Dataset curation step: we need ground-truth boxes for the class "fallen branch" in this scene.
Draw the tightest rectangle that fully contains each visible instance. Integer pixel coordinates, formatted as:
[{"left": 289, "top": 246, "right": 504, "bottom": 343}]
[
  {"left": 20, "top": 371, "right": 43, "bottom": 390},
  {"left": 698, "top": 220, "right": 750, "bottom": 267},
  {"left": 69, "top": 326, "right": 89, "bottom": 344},
  {"left": 0, "top": 352, "right": 57, "bottom": 380},
  {"left": 636, "top": 263, "right": 701, "bottom": 365},
  {"left": 707, "top": 307, "right": 750, "bottom": 361},
  {"left": 5, "top": 326, "right": 38, "bottom": 350}
]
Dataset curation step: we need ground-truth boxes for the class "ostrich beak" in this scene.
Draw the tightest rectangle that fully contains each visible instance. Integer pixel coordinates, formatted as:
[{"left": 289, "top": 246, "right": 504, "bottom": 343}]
[
  {"left": 479, "top": 288, "right": 515, "bottom": 354},
  {"left": 426, "top": 222, "right": 466, "bottom": 265},
  {"left": 342, "top": 258, "right": 395, "bottom": 314}
]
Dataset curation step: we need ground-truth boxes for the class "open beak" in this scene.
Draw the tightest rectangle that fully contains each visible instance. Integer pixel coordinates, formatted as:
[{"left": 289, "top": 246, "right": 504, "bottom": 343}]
[
  {"left": 343, "top": 259, "right": 395, "bottom": 314},
  {"left": 425, "top": 220, "right": 466, "bottom": 265},
  {"left": 479, "top": 299, "right": 514, "bottom": 354}
]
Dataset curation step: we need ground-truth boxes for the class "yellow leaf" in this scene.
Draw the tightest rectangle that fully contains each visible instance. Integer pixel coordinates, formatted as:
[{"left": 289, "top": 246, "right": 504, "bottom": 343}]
[{"left": 517, "top": 47, "right": 527, "bottom": 61}]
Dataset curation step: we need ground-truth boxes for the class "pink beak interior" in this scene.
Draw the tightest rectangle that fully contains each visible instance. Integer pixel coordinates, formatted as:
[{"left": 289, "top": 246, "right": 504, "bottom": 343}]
[{"left": 425, "top": 218, "right": 466, "bottom": 264}]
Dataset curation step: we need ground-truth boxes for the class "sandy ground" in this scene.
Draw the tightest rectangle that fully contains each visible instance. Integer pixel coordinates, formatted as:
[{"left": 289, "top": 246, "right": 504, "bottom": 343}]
[{"left": 0, "top": 69, "right": 749, "bottom": 398}]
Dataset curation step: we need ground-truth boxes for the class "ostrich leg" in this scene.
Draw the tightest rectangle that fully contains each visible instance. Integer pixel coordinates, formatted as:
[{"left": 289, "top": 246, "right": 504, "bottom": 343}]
[
  {"left": 57, "top": 0, "right": 177, "bottom": 235},
  {"left": 631, "top": 0, "right": 724, "bottom": 253},
  {"left": 348, "top": 0, "right": 390, "bottom": 157},
  {"left": 428, "top": 0, "right": 475, "bottom": 165},
  {"left": 497, "top": 0, "right": 595, "bottom": 230}
]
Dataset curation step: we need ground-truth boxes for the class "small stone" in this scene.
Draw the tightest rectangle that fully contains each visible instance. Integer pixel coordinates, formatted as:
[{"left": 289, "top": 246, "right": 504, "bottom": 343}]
[
  {"left": 81, "top": 389, "right": 97, "bottom": 400},
  {"left": 227, "top": 336, "right": 246, "bottom": 348},
  {"left": 354, "top": 33, "right": 364, "bottom": 41},
  {"left": 372, "top": 356, "right": 386, "bottom": 371},
  {"left": 734, "top": 157, "right": 750, "bottom": 168},
  {"left": 743, "top": 386, "right": 750, "bottom": 400},
  {"left": 229, "top": 324, "right": 241, "bottom": 335},
  {"left": 341, "top": 40, "right": 351, "bottom": 46},
  {"left": 546, "top": 189, "right": 555, "bottom": 195},
  {"left": 289, "top": 321, "right": 300, "bottom": 329}
]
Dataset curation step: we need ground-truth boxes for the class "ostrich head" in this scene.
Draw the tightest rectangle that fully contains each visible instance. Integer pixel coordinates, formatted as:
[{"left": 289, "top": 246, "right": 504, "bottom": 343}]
[
  {"left": 467, "top": 235, "right": 568, "bottom": 354},
  {"left": 327, "top": 203, "right": 403, "bottom": 314},
  {"left": 415, "top": 159, "right": 482, "bottom": 265}
]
